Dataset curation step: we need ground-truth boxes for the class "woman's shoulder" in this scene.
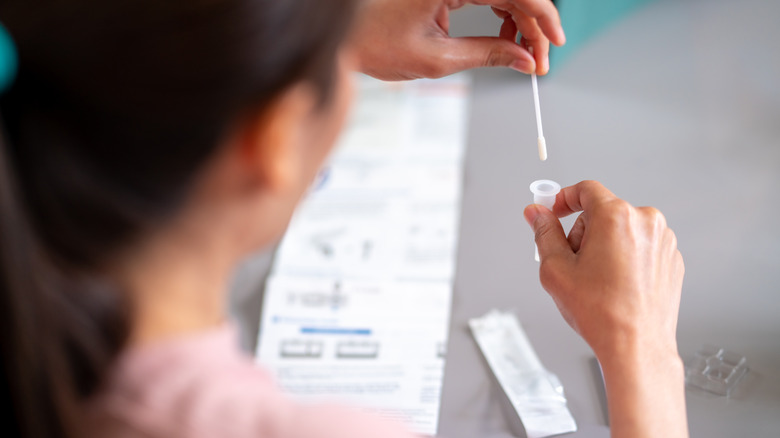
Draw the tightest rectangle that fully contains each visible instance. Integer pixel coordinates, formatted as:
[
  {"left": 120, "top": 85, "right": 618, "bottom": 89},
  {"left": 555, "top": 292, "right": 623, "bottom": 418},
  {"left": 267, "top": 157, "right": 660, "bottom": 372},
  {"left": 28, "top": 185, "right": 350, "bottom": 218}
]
[
  {"left": 86, "top": 324, "right": 419, "bottom": 438},
  {"left": 86, "top": 324, "right": 294, "bottom": 438}
]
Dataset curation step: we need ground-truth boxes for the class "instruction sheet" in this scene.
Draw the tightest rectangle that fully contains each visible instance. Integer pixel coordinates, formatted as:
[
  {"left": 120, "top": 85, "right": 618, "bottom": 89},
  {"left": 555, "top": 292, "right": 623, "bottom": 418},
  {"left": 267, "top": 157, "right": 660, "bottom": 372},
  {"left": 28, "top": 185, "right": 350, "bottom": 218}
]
[{"left": 256, "top": 74, "right": 470, "bottom": 436}]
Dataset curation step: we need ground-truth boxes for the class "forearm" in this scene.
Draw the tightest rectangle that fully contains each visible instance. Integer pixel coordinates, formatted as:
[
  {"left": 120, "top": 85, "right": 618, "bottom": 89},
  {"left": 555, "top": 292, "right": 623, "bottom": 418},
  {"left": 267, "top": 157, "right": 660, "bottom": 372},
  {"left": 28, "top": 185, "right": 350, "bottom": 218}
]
[{"left": 599, "top": 343, "right": 689, "bottom": 438}]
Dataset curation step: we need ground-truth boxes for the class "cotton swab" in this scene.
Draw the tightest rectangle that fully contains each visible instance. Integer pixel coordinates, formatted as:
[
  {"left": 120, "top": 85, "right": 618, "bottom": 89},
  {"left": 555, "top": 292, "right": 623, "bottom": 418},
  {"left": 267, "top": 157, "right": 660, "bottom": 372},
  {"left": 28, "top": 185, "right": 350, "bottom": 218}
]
[
  {"left": 528, "top": 47, "right": 547, "bottom": 161},
  {"left": 531, "top": 72, "right": 547, "bottom": 161}
]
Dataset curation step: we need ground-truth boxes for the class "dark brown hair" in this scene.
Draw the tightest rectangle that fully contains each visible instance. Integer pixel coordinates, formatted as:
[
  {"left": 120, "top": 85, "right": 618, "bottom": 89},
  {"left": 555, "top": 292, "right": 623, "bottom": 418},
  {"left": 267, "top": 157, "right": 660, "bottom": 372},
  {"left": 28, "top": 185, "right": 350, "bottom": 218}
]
[{"left": 0, "top": 0, "right": 356, "bottom": 436}]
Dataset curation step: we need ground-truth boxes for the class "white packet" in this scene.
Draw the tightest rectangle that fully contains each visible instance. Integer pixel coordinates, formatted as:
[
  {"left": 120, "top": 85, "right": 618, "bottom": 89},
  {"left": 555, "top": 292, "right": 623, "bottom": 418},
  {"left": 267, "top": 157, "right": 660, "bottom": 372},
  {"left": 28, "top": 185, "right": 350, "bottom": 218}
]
[{"left": 469, "top": 310, "right": 577, "bottom": 438}]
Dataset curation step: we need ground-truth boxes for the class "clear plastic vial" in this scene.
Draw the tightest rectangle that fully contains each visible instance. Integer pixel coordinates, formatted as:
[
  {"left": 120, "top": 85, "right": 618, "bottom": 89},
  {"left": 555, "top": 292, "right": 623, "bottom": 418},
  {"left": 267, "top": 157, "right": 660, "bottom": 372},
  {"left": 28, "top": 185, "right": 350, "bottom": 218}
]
[{"left": 529, "top": 180, "right": 561, "bottom": 261}]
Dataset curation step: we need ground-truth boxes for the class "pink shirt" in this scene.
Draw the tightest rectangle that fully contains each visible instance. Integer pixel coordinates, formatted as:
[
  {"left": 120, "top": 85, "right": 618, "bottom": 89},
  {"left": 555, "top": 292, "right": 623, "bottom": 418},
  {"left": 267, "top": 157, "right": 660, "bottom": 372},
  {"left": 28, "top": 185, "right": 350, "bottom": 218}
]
[{"left": 86, "top": 325, "right": 419, "bottom": 438}]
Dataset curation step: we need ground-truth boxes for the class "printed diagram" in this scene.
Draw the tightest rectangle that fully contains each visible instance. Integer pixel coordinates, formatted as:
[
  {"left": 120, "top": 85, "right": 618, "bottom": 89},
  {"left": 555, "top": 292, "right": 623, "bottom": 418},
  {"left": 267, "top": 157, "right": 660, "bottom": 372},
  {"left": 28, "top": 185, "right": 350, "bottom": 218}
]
[
  {"left": 280, "top": 339, "right": 324, "bottom": 359},
  {"left": 310, "top": 227, "right": 346, "bottom": 259},
  {"left": 337, "top": 340, "right": 380, "bottom": 359},
  {"left": 286, "top": 281, "right": 348, "bottom": 310},
  {"left": 406, "top": 223, "right": 453, "bottom": 263},
  {"left": 309, "top": 227, "right": 375, "bottom": 262},
  {"left": 436, "top": 341, "right": 446, "bottom": 359},
  {"left": 278, "top": 339, "right": 380, "bottom": 360},
  {"left": 273, "top": 223, "right": 391, "bottom": 279}
]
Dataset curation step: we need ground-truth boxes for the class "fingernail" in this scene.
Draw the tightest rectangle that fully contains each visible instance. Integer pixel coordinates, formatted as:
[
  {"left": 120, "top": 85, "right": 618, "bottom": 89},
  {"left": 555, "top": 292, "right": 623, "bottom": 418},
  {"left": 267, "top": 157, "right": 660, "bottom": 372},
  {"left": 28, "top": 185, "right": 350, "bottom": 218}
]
[{"left": 511, "top": 58, "right": 535, "bottom": 74}]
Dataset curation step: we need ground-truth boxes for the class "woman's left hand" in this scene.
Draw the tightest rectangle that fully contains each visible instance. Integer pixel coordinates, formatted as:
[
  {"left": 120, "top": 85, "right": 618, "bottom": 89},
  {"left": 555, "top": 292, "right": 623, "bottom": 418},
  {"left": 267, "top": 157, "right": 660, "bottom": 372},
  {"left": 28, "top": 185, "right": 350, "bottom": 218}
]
[{"left": 350, "top": 0, "right": 565, "bottom": 80}]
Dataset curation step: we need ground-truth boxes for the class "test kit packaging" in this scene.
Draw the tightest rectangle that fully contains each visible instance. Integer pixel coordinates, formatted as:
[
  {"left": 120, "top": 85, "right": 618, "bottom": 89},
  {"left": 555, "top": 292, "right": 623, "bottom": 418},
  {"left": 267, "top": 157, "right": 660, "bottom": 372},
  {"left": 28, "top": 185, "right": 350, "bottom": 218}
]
[{"left": 469, "top": 310, "right": 577, "bottom": 438}]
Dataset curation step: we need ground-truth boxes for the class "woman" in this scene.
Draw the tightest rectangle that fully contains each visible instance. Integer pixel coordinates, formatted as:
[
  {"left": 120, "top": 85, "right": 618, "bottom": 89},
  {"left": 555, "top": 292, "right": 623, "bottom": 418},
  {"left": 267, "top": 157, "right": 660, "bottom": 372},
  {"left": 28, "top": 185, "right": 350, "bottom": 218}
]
[{"left": 0, "top": 0, "right": 687, "bottom": 437}]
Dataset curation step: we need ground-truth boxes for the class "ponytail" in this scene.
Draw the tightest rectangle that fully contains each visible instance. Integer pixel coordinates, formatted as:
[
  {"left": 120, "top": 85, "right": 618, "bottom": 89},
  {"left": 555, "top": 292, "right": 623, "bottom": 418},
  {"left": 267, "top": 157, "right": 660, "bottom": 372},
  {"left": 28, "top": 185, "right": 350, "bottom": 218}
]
[
  {"left": 0, "top": 0, "right": 358, "bottom": 435},
  {"left": 0, "top": 15, "right": 132, "bottom": 437},
  {"left": 0, "top": 120, "right": 130, "bottom": 436}
]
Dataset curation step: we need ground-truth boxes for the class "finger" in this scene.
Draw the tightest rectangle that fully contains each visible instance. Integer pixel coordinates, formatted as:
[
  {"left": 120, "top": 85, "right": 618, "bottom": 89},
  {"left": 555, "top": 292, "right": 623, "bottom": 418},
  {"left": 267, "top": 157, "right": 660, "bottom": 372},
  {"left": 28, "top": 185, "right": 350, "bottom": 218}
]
[
  {"left": 435, "top": 4, "right": 450, "bottom": 32},
  {"left": 498, "top": 8, "right": 548, "bottom": 74},
  {"left": 491, "top": 4, "right": 552, "bottom": 73},
  {"left": 491, "top": 6, "right": 510, "bottom": 19},
  {"left": 524, "top": 204, "right": 573, "bottom": 261},
  {"left": 674, "top": 248, "right": 685, "bottom": 282},
  {"left": 663, "top": 228, "right": 679, "bottom": 255},
  {"left": 520, "top": 35, "right": 549, "bottom": 75},
  {"left": 473, "top": 0, "right": 565, "bottom": 46},
  {"left": 514, "top": 11, "right": 543, "bottom": 43},
  {"left": 515, "top": 11, "right": 549, "bottom": 74},
  {"left": 506, "top": 0, "right": 565, "bottom": 46},
  {"left": 440, "top": 36, "right": 536, "bottom": 75},
  {"left": 499, "top": 16, "right": 517, "bottom": 41},
  {"left": 553, "top": 180, "right": 618, "bottom": 218},
  {"left": 567, "top": 212, "right": 587, "bottom": 253}
]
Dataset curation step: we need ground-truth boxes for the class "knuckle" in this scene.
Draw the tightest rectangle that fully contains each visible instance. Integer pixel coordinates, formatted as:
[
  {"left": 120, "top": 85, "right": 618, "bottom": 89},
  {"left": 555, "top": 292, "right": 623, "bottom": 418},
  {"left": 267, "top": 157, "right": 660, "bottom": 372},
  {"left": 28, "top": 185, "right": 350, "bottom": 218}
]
[
  {"left": 523, "top": 3, "right": 546, "bottom": 18},
  {"left": 579, "top": 180, "right": 602, "bottom": 192},
  {"left": 640, "top": 206, "right": 667, "bottom": 229},
  {"left": 592, "top": 199, "right": 632, "bottom": 230},
  {"left": 602, "top": 199, "right": 633, "bottom": 220},
  {"left": 611, "top": 199, "right": 634, "bottom": 216},
  {"left": 667, "top": 229, "right": 678, "bottom": 249}
]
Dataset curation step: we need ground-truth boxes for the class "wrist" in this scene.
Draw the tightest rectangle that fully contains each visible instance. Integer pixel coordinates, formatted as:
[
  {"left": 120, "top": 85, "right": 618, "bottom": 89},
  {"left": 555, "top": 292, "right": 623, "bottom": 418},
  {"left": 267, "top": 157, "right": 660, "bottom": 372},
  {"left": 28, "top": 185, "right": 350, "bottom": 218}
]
[
  {"left": 598, "top": 345, "right": 684, "bottom": 383},
  {"left": 594, "top": 329, "right": 683, "bottom": 376},
  {"left": 596, "top": 335, "right": 688, "bottom": 438}
]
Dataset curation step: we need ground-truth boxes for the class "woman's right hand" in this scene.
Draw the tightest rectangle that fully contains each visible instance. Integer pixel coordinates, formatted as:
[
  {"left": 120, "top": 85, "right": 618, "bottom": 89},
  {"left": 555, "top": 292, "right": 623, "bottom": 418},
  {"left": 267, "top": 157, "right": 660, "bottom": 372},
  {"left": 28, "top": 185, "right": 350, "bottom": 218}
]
[
  {"left": 524, "top": 180, "right": 688, "bottom": 438},
  {"left": 524, "top": 180, "right": 684, "bottom": 360}
]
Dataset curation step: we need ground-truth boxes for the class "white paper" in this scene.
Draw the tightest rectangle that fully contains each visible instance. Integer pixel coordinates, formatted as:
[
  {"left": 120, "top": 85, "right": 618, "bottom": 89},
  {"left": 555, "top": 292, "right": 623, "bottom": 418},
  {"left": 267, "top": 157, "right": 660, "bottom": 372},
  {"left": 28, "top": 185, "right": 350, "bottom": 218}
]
[
  {"left": 256, "top": 276, "right": 452, "bottom": 435},
  {"left": 272, "top": 75, "right": 469, "bottom": 283},
  {"left": 256, "top": 74, "right": 470, "bottom": 436}
]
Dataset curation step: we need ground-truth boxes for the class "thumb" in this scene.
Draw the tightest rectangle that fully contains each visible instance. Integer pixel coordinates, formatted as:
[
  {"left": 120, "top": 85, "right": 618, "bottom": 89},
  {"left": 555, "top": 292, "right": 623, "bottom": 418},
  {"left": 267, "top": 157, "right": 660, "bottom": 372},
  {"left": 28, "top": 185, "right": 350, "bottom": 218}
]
[
  {"left": 524, "top": 204, "right": 572, "bottom": 261},
  {"left": 442, "top": 37, "right": 536, "bottom": 75}
]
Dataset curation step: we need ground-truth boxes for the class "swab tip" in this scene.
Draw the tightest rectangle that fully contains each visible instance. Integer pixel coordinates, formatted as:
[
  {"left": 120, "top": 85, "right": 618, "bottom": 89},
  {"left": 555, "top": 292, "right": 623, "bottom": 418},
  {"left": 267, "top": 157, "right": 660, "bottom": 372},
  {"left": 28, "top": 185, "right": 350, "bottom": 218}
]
[{"left": 537, "top": 137, "right": 547, "bottom": 161}]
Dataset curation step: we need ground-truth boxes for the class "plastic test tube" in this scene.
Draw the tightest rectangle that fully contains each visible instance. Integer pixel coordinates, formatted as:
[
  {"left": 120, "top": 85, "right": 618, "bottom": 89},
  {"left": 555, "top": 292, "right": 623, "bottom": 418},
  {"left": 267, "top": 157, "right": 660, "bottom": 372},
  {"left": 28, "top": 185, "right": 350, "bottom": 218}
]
[{"left": 530, "top": 179, "right": 561, "bottom": 261}]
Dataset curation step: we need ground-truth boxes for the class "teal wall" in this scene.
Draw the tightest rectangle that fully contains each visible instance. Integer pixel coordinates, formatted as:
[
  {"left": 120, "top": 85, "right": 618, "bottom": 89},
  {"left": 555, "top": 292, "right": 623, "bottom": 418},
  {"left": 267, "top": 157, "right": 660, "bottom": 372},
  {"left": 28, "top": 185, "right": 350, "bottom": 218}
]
[{"left": 550, "top": 0, "right": 656, "bottom": 69}]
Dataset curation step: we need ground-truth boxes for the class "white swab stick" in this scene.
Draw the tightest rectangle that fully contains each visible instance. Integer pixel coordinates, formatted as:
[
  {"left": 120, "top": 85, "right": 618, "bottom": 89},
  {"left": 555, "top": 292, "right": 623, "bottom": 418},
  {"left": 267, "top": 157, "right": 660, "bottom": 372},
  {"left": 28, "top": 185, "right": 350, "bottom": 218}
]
[
  {"left": 527, "top": 45, "right": 547, "bottom": 161},
  {"left": 531, "top": 71, "right": 547, "bottom": 161}
]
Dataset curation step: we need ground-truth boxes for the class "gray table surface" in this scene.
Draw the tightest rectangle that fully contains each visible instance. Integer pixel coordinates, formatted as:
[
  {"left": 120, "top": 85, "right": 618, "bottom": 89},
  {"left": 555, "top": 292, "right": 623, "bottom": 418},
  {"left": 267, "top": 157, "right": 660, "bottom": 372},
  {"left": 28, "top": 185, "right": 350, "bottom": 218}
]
[{"left": 230, "top": 0, "right": 780, "bottom": 436}]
